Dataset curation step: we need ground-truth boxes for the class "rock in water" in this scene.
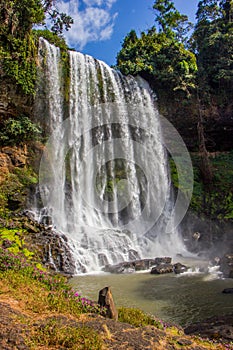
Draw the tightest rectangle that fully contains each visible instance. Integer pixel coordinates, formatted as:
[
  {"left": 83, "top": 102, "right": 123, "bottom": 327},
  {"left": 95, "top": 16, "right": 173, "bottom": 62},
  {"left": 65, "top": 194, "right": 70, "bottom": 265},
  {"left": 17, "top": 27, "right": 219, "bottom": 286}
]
[
  {"left": 98, "top": 286, "right": 118, "bottom": 321},
  {"left": 151, "top": 264, "right": 173, "bottom": 274},
  {"left": 173, "top": 262, "right": 188, "bottom": 274},
  {"left": 222, "top": 288, "right": 233, "bottom": 294},
  {"left": 219, "top": 254, "right": 233, "bottom": 278}
]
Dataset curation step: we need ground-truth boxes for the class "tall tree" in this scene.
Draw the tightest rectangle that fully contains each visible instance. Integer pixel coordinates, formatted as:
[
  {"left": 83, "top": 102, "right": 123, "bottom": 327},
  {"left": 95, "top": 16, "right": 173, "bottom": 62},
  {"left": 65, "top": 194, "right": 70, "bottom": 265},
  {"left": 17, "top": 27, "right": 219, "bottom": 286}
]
[{"left": 153, "top": 0, "right": 193, "bottom": 45}]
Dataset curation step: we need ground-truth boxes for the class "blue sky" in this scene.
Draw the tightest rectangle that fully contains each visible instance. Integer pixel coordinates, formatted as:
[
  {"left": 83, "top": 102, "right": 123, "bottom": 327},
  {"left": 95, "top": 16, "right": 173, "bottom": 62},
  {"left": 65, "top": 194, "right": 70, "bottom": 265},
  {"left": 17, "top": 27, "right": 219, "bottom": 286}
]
[{"left": 57, "top": 0, "right": 199, "bottom": 66}]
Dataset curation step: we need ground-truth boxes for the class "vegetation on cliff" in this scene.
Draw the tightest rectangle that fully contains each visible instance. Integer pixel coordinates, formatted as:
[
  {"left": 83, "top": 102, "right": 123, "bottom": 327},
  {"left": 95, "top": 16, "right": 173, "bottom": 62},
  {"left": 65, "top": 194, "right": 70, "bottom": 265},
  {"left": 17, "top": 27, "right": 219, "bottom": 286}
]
[{"left": 0, "top": 0, "right": 72, "bottom": 94}]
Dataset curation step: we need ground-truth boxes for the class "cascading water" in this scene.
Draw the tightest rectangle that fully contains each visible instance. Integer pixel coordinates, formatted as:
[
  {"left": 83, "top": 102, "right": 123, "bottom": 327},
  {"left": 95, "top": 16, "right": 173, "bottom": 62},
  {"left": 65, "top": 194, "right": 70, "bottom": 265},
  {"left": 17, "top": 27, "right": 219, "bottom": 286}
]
[{"left": 35, "top": 38, "right": 188, "bottom": 273}]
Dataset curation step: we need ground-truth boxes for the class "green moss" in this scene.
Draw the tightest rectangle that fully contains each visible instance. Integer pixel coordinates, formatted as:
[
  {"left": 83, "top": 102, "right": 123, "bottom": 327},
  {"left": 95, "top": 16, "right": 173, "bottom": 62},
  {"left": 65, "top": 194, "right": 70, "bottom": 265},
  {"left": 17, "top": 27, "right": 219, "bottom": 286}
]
[
  {"left": 0, "top": 166, "right": 38, "bottom": 218},
  {"left": 118, "top": 307, "right": 164, "bottom": 329},
  {"left": 1, "top": 33, "right": 38, "bottom": 95}
]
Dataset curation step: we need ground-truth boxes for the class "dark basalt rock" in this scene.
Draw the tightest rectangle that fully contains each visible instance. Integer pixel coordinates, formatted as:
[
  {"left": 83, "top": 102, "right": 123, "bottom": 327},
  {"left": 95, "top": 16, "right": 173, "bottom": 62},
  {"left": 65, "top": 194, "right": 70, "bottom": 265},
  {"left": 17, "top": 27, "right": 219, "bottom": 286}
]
[
  {"left": 173, "top": 262, "right": 188, "bottom": 274},
  {"left": 151, "top": 264, "right": 173, "bottom": 274},
  {"left": 222, "top": 288, "right": 233, "bottom": 294},
  {"left": 104, "top": 257, "right": 172, "bottom": 274},
  {"left": 18, "top": 212, "right": 77, "bottom": 275}
]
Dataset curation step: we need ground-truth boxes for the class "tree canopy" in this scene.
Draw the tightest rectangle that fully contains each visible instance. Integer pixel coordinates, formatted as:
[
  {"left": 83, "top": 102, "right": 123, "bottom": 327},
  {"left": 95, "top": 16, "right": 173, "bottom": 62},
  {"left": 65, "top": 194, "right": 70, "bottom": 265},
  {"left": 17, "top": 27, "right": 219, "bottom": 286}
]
[
  {"left": 193, "top": 0, "right": 233, "bottom": 99},
  {"left": 116, "top": 1, "right": 197, "bottom": 97},
  {"left": 0, "top": 0, "right": 73, "bottom": 94},
  {"left": 116, "top": 0, "right": 233, "bottom": 103}
]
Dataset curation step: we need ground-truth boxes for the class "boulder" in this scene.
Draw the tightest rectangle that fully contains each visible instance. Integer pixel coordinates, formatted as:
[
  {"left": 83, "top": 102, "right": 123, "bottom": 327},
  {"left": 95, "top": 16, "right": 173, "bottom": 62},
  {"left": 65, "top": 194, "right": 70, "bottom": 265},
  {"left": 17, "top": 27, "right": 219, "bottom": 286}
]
[
  {"left": 219, "top": 254, "right": 233, "bottom": 278},
  {"left": 154, "top": 257, "right": 172, "bottom": 264},
  {"left": 98, "top": 286, "right": 118, "bottom": 321},
  {"left": 222, "top": 288, "right": 233, "bottom": 294},
  {"left": 133, "top": 259, "right": 155, "bottom": 271},
  {"left": 173, "top": 262, "right": 188, "bottom": 274},
  {"left": 104, "top": 262, "right": 135, "bottom": 274},
  {"left": 151, "top": 264, "right": 173, "bottom": 274},
  {"left": 104, "top": 257, "right": 173, "bottom": 274}
]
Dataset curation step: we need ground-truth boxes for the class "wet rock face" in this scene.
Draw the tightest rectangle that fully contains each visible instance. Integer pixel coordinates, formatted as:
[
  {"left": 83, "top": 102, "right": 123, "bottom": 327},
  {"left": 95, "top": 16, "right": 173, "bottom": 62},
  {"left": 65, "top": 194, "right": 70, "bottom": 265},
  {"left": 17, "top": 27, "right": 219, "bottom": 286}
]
[
  {"left": 104, "top": 258, "right": 155, "bottom": 274},
  {"left": 104, "top": 257, "right": 189, "bottom": 275},
  {"left": 22, "top": 212, "right": 76, "bottom": 275},
  {"left": 173, "top": 262, "right": 188, "bottom": 274},
  {"left": 219, "top": 254, "right": 233, "bottom": 278},
  {"left": 0, "top": 146, "right": 28, "bottom": 184},
  {"left": 151, "top": 264, "right": 173, "bottom": 275}
]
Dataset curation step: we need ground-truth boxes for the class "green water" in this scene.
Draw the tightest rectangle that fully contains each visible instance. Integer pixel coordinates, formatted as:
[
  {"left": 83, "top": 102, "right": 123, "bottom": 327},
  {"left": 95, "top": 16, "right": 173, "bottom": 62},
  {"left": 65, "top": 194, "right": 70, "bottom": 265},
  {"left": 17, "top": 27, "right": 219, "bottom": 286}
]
[{"left": 70, "top": 271, "right": 233, "bottom": 327}]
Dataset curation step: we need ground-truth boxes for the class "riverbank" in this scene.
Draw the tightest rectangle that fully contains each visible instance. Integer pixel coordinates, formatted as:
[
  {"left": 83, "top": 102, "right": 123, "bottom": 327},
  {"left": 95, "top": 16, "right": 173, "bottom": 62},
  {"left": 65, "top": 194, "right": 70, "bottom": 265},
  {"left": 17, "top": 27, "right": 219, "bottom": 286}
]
[{"left": 0, "top": 246, "right": 232, "bottom": 349}]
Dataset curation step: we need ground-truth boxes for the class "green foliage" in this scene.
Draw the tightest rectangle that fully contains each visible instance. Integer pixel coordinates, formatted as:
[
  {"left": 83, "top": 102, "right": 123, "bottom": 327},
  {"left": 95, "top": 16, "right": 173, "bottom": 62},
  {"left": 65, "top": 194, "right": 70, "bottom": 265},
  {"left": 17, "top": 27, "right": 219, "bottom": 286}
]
[
  {"left": 0, "top": 33, "right": 38, "bottom": 94},
  {"left": 0, "top": 116, "right": 41, "bottom": 145},
  {"left": 0, "top": 228, "right": 34, "bottom": 258},
  {"left": 193, "top": 0, "right": 233, "bottom": 100},
  {"left": 116, "top": 27, "right": 197, "bottom": 96},
  {"left": 0, "top": 167, "right": 38, "bottom": 217},
  {"left": 0, "top": 1, "right": 72, "bottom": 95},
  {"left": 153, "top": 0, "right": 194, "bottom": 44},
  {"left": 187, "top": 152, "right": 233, "bottom": 220},
  {"left": 33, "top": 29, "right": 68, "bottom": 51},
  {"left": 118, "top": 307, "right": 164, "bottom": 329}
]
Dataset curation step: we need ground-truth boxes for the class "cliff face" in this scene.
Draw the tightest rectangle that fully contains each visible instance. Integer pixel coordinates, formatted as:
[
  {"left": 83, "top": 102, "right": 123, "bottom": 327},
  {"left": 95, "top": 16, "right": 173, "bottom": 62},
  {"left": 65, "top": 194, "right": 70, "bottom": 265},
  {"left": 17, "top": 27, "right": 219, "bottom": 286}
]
[
  {"left": 157, "top": 94, "right": 233, "bottom": 152},
  {"left": 0, "top": 73, "right": 33, "bottom": 120}
]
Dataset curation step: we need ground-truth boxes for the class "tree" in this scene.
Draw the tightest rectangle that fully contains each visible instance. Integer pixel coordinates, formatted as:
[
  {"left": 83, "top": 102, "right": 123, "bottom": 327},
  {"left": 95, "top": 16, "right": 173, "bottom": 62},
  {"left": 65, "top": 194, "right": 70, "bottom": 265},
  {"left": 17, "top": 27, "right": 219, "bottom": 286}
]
[
  {"left": 0, "top": 0, "right": 73, "bottom": 94},
  {"left": 116, "top": 2, "right": 197, "bottom": 97},
  {"left": 193, "top": 0, "right": 233, "bottom": 94},
  {"left": 153, "top": 0, "right": 193, "bottom": 45},
  {"left": 0, "top": 0, "right": 73, "bottom": 38}
]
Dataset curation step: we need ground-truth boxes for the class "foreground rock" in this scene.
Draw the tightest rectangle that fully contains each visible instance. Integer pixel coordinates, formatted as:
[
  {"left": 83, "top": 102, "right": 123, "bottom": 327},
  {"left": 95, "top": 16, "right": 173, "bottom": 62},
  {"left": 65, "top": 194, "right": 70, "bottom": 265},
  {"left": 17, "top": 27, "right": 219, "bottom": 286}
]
[
  {"left": 98, "top": 286, "right": 118, "bottom": 321},
  {"left": 184, "top": 313, "right": 233, "bottom": 343}
]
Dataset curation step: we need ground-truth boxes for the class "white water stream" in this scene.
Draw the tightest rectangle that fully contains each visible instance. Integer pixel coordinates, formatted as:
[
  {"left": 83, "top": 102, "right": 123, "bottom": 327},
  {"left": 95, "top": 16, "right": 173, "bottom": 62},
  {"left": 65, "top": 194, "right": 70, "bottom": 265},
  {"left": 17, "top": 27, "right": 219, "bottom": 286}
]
[{"left": 35, "top": 38, "right": 188, "bottom": 273}]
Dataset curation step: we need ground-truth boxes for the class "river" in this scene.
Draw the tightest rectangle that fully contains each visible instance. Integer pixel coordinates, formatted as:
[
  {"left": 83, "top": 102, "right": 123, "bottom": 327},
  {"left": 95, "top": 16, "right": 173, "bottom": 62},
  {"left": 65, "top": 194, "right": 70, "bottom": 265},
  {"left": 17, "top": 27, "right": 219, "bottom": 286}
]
[{"left": 70, "top": 262, "right": 233, "bottom": 327}]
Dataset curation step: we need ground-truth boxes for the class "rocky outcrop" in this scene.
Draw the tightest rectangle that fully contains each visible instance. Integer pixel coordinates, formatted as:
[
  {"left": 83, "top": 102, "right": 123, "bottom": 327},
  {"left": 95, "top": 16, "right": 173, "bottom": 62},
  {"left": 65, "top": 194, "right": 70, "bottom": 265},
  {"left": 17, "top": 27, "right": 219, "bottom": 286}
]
[
  {"left": 0, "top": 74, "right": 33, "bottom": 118},
  {"left": 3, "top": 212, "right": 77, "bottom": 275},
  {"left": 104, "top": 257, "right": 172, "bottom": 274},
  {"left": 0, "top": 145, "right": 28, "bottom": 184},
  {"left": 104, "top": 257, "right": 189, "bottom": 275},
  {"left": 184, "top": 313, "right": 233, "bottom": 343}
]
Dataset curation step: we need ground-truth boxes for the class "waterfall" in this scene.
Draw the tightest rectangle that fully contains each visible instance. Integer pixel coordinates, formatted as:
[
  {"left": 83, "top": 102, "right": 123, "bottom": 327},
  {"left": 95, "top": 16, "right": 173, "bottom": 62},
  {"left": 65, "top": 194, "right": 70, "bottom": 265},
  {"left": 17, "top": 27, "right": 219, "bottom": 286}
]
[{"left": 35, "top": 38, "right": 188, "bottom": 273}]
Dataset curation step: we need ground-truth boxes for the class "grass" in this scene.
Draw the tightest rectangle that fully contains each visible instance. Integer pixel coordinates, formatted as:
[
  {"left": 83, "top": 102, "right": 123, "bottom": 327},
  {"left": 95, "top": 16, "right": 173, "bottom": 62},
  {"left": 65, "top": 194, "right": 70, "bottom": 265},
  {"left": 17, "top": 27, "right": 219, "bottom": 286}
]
[
  {"left": 118, "top": 306, "right": 164, "bottom": 329},
  {"left": 0, "top": 246, "right": 231, "bottom": 349},
  {"left": 28, "top": 318, "right": 102, "bottom": 349}
]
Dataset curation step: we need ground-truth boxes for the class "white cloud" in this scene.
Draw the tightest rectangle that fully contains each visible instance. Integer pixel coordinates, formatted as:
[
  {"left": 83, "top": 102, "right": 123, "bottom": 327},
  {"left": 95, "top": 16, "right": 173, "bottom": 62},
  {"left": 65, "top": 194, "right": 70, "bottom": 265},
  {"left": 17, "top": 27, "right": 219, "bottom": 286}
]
[{"left": 56, "top": 0, "right": 118, "bottom": 49}]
